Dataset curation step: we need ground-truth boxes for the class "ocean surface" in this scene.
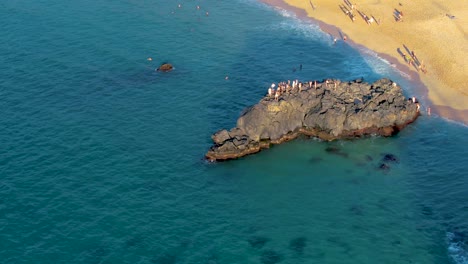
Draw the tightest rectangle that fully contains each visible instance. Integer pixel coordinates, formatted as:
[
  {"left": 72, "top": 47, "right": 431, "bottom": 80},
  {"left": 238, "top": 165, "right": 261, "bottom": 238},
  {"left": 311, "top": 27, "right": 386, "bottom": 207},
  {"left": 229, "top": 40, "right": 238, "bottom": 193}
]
[{"left": 1, "top": 0, "right": 467, "bottom": 263}]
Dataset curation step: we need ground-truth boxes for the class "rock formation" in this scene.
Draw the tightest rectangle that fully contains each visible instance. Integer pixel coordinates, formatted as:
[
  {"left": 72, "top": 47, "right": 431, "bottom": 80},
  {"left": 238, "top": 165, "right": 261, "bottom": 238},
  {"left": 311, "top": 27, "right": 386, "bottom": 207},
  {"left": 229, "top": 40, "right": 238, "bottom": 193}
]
[
  {"left": 157, "top": 63, "right": 173, "bottom": 72},
  {"left": 206, "top": 78, "right": 419, "bottom": 161}
]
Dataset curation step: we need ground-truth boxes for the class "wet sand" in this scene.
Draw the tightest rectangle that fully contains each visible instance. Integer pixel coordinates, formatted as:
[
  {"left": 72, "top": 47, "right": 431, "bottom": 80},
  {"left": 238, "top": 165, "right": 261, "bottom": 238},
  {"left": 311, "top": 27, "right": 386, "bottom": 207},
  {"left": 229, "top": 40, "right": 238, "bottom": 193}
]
[{"left": 259, "top": 0, "right": 468, "bottom": 125}]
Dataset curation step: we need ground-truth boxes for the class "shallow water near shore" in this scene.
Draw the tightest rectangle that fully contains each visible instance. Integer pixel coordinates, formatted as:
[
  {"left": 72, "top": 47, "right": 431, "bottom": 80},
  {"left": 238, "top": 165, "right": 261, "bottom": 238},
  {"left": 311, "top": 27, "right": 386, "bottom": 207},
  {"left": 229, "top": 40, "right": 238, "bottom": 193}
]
[{"left": 1, "top": 0, "right": 467, "bottom": 263}]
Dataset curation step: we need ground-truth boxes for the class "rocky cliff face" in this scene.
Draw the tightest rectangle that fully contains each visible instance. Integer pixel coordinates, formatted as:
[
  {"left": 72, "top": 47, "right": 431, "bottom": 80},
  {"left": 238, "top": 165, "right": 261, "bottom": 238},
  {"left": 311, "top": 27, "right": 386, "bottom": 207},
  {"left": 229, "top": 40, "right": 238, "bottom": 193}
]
[{"left": 206, "top": 78, "right": 419, "bottom": 161}]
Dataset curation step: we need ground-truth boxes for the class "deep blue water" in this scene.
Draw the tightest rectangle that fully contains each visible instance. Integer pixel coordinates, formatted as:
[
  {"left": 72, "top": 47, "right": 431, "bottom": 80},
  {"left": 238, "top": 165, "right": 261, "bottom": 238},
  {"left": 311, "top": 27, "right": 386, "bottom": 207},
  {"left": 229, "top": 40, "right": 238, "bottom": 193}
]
[{"left": 1, "top": 0, "right": 467, "bottom": 263}]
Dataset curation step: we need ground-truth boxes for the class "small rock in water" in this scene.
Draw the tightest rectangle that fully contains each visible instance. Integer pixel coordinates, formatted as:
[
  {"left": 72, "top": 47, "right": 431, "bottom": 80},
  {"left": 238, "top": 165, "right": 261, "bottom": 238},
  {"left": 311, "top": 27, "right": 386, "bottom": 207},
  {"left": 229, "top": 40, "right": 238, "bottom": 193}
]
[
  {"left": 248, "top": 236, "right": 270, "bottom": 249},
  {"left": 289, "top": 237, "right": 307, "bottom": 255},
  {"left": 260, "top": 250, "right": 284, "bottom": 264},
  {"left": 157, "top": 63, "right": 174, "bottom": 72}
]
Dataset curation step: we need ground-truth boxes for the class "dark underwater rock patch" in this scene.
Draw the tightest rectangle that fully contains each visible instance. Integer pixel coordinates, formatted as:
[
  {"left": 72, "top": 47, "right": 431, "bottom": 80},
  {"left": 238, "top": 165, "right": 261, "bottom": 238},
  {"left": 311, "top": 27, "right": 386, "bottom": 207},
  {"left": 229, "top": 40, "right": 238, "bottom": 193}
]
[
  {"left": 152, "top": 253, "right": 177, "bottom": 264},
  {"left": 382, "top": 153, "right": 399, "bottom": 163},
  {"left": 309, "top": 157, "right": 323, "bottom": 163},
  {"left": 378, "top": 163, "right": 391, "bottom": 172},
  {"left": 325, "top": 146, "right": 349, "bottom": 158},
  {"left": 260, "top": 250, "right": 284, "bottom": 264},
  {"left": 289, "top": 237, "right": 307, "bottom": 255},
  {"left": 349, "top": 204, "right": 364, "bottom": 216},
  {"left": 248, "top": 236, "right": 270, "bottom": 250},
  {"left": 421, "top": 205, "right": 434, "bottom": 216}
]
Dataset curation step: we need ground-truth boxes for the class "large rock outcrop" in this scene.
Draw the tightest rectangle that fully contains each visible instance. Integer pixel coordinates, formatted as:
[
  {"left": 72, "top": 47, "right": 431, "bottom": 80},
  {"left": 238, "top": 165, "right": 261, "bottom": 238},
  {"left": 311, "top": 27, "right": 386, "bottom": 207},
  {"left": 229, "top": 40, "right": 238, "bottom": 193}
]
[{"left": 206, "top": 78, "right": 419, "bottom": 161}]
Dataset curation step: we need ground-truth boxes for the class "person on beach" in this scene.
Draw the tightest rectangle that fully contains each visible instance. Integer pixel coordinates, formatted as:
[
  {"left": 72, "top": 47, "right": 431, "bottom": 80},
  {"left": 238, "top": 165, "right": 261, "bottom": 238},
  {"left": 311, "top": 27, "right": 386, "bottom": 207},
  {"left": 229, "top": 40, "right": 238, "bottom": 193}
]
[
  {"left": 268, "top": 87, "right": 273, "bottom": 97},
  {"left": 275, "top": 90, "right": 280, "bottom": 101},
  {"left": 427, "top": 107, "right": 431, "bottom": 116}
]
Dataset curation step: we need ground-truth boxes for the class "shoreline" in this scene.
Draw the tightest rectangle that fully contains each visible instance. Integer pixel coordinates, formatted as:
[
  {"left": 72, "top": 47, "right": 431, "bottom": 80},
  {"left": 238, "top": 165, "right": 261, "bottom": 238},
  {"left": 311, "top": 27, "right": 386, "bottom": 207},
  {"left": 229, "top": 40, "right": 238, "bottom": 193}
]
[{"left": 258, "top": 0, "right": 468, "bottom": 125}]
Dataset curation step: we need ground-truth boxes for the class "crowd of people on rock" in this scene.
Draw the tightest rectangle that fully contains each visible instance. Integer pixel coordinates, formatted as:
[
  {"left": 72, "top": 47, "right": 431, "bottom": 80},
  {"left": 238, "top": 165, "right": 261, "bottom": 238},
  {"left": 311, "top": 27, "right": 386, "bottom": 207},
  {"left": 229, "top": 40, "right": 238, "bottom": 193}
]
[
  {"left": 267, "top": 80, "right": 305, "bottom": 101},
  {"left": 266, "top": 80, "right": 431, "bottom": 116},
  {"left": 265, "top": 79, "right": 345, "bottom": 101}
]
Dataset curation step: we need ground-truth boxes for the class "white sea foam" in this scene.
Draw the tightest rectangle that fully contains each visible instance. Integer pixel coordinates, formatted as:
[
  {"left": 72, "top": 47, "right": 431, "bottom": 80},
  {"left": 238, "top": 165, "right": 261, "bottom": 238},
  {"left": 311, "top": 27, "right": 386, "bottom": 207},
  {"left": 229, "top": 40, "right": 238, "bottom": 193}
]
[{"left": 447, "top": 232, "right": 468, "bottom": 264}]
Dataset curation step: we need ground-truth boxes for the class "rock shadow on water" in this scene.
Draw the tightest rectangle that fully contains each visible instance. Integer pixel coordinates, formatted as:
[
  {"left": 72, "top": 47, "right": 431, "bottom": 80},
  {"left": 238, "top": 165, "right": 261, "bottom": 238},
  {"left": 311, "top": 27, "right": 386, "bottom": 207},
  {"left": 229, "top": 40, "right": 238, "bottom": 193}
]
[
  {"left": 289, "top": 236, "right": 307, "bottom": 255},
  {"left": 248, "top": 236, "right": 270, "bottom": 250},
  {"left": 260, "top": 249, "right": 284, "bottom": 264}
]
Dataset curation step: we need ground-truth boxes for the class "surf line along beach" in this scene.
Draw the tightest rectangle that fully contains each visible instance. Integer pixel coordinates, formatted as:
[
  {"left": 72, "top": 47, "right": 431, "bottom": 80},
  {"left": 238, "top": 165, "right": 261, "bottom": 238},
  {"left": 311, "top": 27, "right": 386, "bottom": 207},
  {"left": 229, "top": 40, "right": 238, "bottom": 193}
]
[
  {"left": 206, "top": 78, "right": 420, "bottom": 161},
  {"left": 258, "top": 0, "right": 468, "bottom": 125}
]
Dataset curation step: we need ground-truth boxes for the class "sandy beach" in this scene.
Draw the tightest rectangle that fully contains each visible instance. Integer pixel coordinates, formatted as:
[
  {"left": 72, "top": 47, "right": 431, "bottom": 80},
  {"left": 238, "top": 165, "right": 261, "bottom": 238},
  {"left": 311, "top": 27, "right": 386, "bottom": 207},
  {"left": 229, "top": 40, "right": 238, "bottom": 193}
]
[{"left": 260, "top": 0, "right": 468, "bottom": 124}]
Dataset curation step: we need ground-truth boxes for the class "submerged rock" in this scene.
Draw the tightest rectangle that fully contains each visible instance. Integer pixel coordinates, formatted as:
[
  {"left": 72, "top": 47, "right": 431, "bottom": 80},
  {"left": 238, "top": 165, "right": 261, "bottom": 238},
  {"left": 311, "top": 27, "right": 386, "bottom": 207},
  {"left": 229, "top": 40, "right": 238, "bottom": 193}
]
[
  {"left": 248, "top": 236, "right": 270, "bottom": 249},
  {"left": 382, "top": 153, "right": 400, "bottom": 163},
  {"left": 206, "top": 78, "right": 419, "bottom": 161},
  {"left": 289, "top": 237, "right": 307, "bottom": 255},
  {"left": 260, "top": 250, "right": 284, "bottom": 264},
  {"left": 378, "top": 163, "right": 391, "bottom": 173}
]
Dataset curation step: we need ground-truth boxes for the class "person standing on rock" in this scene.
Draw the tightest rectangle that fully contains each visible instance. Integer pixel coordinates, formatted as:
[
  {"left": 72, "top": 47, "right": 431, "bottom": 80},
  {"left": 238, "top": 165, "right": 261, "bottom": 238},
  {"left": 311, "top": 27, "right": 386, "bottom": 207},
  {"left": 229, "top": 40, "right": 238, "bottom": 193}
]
[{"left": 275, "top": 90, "right": 280, "bottom": 101}]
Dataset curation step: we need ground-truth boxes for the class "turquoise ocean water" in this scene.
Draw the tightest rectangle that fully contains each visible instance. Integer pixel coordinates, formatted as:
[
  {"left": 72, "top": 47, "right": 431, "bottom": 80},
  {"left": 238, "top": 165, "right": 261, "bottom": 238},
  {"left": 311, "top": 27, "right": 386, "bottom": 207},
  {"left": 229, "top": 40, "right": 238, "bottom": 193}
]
[{"left": 1, "top": 0, "right": 467, "bottom": 263}]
